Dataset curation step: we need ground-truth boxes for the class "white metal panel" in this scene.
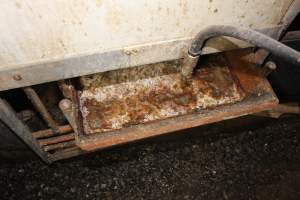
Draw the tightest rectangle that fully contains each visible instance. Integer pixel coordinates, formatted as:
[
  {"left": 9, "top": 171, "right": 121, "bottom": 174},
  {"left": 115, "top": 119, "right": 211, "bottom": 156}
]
[{"left": 0, "top": 0, "right": 294, "bottom": 68}]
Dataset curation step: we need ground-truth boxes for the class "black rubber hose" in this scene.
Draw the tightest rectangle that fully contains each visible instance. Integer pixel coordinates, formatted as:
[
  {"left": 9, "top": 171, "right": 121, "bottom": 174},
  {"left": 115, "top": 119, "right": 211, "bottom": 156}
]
[{"left": 189, "top": 25, "right": 300, "bottom": 66}]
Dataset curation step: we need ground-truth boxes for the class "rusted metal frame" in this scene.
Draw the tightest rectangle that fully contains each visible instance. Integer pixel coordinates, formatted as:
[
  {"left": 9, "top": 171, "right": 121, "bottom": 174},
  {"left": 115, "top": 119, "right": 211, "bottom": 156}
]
[
  {"left": 78, "top": 94, "right": 278, "bottom": 151},
  {"left": 77, "top": 57, "right": 246, "bottom": 135},
  {"left": 57, "top": 80, "right": 80, "bottom": 136},
  {"left": 32, "top": 125, "right": 73, "bottom": 139},
  {"left": 23, "top": 87, "right": 60, "bottom": 134},
  {"left": 0, "top": 98, "right": 52, "bottom": 163},
  {"left": 255, "top": 103, "right": 300, "bottom": 118},
  {"left": 75, "top": 49, "right": 269, "bottom": 136},
  {"left": 43, "top": 140, "right": 76, "bottom": 152},
  {"left": 50, "top": 147, "right": 85, "bottom": 162},
  {"left": 70, "top": 84, "right": 86, "bottom": 137},
  {"left": 38, "top": 133, "right": 75, "bottom": 146},
  {"left": 0, "top": 26, "right": 283, "bottom": 92},
  {"left": 76, "top": 50, "right": 279, "bottom": 151},
  {"left": 57, "top": 80, "right": 83, "bottom": 136}
]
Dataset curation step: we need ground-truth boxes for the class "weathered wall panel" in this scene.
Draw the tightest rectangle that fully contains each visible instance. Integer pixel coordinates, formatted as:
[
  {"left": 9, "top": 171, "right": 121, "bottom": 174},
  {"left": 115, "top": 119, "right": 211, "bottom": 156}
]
[{"left": 0, "top": 0, "right": 294, "bottom": 67}]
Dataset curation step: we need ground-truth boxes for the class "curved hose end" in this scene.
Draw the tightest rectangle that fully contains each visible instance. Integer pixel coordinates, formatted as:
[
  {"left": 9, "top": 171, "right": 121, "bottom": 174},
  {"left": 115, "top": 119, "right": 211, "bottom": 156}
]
[{"left": 181, "top": 53, "right": 200, "bottom": 81}]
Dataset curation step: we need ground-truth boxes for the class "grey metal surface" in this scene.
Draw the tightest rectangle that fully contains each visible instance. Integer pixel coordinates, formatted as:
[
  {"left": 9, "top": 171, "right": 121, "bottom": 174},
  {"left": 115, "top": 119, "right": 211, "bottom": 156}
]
[
  {"left": 0, "top": 98, "right": 51, "bottom": 163},
  {"left": 0, "top": 0, "right": 298, "bottom": 91},
  {"left": 0, "top": 26, "right": 283, "bottom": 91}
]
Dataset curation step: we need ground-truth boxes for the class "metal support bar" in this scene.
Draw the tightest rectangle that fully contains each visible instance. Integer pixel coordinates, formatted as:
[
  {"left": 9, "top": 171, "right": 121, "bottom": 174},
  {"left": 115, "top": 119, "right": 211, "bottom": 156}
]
[
  {"left": 43, "top": 140, "right": 76, "bottom": 152},
  {"left": 23, "top": 87, "right": 60, "bottom": 134},
  {"left": 255, "top": 103, "right": 300, "bottom": 118},
  {"left": 50, "top": 147, "right": 85, "bottom": 162},
  {"left": 38, "top": 133, "right": 75, "bottom": 146},
  {"left": 0, "top": 98, "right": 51, "bottom": 163},
  {"left": 32, "top": 125, "right": 73, "bottom": 139}
]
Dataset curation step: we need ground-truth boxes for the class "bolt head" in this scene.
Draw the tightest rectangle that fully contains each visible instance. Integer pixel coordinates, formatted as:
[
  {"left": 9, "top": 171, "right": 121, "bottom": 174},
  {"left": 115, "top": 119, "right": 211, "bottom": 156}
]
[{"left": 13, "top": 74, "right": 22, "bottom": 81}]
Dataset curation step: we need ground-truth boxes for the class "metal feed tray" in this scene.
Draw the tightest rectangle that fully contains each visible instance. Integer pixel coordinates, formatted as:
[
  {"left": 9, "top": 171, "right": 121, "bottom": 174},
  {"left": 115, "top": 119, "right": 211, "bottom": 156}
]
[{"left": 70, "top": 50, "right": 278, "bottom": 151}]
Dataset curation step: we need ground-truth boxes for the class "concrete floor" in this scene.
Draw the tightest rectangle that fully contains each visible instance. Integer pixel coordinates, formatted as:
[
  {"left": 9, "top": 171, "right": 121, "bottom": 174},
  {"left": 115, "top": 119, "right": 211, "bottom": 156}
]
[{"left": 0, "top": 115, "right": 300, "bottom": 199}]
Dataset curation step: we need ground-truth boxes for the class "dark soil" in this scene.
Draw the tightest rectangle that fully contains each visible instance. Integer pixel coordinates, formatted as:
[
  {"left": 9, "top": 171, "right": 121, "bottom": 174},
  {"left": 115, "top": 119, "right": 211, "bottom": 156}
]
[{"left": 1, "top": 116, "right": 300, "bottom": 200}]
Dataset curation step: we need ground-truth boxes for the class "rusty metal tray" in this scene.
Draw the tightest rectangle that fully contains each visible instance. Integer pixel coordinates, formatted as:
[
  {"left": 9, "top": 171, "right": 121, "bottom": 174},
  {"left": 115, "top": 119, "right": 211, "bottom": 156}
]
[{"left": 72, "top": 50, "right": 278, "bottom": 151}]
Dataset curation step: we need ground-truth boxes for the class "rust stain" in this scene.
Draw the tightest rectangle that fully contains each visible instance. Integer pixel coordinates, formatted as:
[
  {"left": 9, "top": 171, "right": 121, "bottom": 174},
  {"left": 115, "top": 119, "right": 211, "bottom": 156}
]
[
  {"left": 225, "top": 50, "right": 266, "bottom": 94},
  {"left": 76, "top": 50, "right": 278, "bottom": 151},
  {"left": 79, "top": 96, "right": 278, "bottom": 151},
  {"left": 78, "top": 55, "right": 245, "bottom": 135}
]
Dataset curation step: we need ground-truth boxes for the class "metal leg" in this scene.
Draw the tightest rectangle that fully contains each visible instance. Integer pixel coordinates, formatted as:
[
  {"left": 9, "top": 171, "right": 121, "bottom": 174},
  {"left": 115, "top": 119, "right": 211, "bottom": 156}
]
[{"left": 0, "top": 98, "right": 52, "bottom": 163}]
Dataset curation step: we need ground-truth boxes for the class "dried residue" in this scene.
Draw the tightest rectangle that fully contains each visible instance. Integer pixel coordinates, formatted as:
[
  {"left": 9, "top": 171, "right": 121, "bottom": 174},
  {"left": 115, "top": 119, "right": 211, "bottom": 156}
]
[{"left": 79, "top": 56, "right": 245, "bottom": 134}]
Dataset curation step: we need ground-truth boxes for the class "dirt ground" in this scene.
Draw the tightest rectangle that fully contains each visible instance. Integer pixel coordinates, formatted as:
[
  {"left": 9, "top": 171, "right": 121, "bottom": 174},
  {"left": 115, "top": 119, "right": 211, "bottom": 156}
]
[{"left": 0, "top": 115, "right": 300, "bottom": 200}]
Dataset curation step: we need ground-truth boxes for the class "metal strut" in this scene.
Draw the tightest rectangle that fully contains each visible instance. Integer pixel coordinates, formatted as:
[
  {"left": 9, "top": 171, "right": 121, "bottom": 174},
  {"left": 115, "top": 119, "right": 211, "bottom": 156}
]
[{"left": 0, "top": 98, "right": 52, "bottom": 163}]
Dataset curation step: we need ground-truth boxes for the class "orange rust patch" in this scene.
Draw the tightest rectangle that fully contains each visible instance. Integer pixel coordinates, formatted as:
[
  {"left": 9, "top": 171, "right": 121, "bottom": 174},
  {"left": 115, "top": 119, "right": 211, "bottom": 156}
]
[
  {"left": 63, "top": 49, "right": 278, "bottom": 152},
  {"left": 78, "top": 55, "right": 245, "bottom": 135}
]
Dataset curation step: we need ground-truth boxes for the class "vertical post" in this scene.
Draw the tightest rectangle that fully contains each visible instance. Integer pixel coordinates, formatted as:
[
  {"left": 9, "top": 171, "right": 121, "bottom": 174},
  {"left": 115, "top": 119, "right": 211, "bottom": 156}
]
[{"left": 0, "top": 98, "right": 51, "bottom": 163}]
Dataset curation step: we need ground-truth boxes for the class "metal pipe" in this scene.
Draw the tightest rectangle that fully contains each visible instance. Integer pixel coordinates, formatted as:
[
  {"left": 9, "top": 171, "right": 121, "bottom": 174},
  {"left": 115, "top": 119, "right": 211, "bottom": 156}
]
[
  {"left": 23, "top": 87, "right": 60, "bottom": 134},
  {"left": 38, "top": 133, "right": 75, "bottom": 146},
  {"left": 189, "top": 25, "right": 300, "bottom": 64},
  {"left": 50, "top": 147, "right": 84, "bottom": 162},
  {"left": 32, "top": 125, "right": 73, "bottom": 139},
  {"left": 43, "top": 140, "right": 76, "bottom": 152},
  {"left": 181, "top": 54, "right": 200, "bottom": 81}
]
